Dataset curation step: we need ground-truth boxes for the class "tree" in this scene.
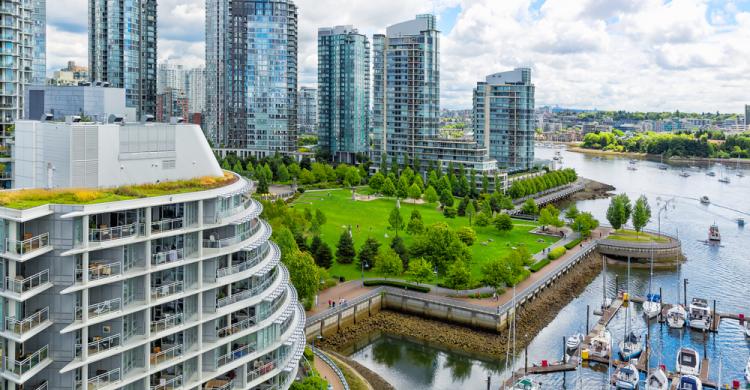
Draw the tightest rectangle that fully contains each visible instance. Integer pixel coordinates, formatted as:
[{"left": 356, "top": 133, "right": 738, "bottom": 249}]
[
  {"left": 221, "top": 159, "right": 231, "bottom": 170},
  {"left": 313, "top": 241, "right": 333, "bottom": 268},
  {"left": 456, "top": 226, "right": 477, "bottom": 246},
  {"left": 344, "top": 167, "right": 361, "bottom": 187},
  {"left": 397, "top": 176, "right": 409, "bottom": 198},
  {"left": 606, "top": 195, "right": 626, "bottom": 229},
  {"left": 381, "top": 177, "right": 396, "bottom": 196},
  {"left": 374, "top": 247, "right": 404, "bottom": 278},
  {"left": 632, "top": 195, "right": 652, "bottom": 233},
  {"left": 482, "top": 257, "right": 512, "bottom": 293},
  {"left": 358, "top": 237, "right": 380, "bottom": 270},
  {"left": 277, "top": 164, "right": 290, "bottom": 182},
  {"left": 409, "top": 222, "right": 471, "bottom": 272},
  {"left": 565, "top": 205, "right": 580, "bottom": 223},
  {"left": 388, "top": 207, "right": 403, "bottom": 234},
  {"left": 444, "top": 260, "right": 472, "bottom": 290},
  {"left": 618, "top": 194, "right": 633, "bottom": 227},
  {"left": 407, "top": 258, "right": 433, "bottom": 284},
  {"left": 457, "top": 196, "right": 470, "bottom": 216},
  {"left": 574, "top": 212, "right": 599, "bottom": 237},
  {"left": 408, "top": 183, "right": 422, "bottom": 201},
  {"left": 406, "top": 211, "right": 425, "bottom": 235},
  {"left": 475, "top": 213, "right": 491, "bottom": 227},
  {"left": 256, "top": 172, "right": 270, "bottom": 194},
  {"left": 390, "top": 235, "right": 409, "bottom": 269},
  {"left": 275, "top": 227, "right": 321, "bottom": 306},
  {"left": 494, "top": 213, "right": 514, "bottom": 234},
  {"left": 413, "top": 174, "right": 424, "bottom": 192},
  {"left": 465, "top": 200, "right": 476, "bottom": 225},
  {"left": 538, "top": 205, "right": 563, "bottom": 229},
  {"left": 369, "top": 172, "right": 385, "bottom": 192},
  {"left": 335, "top": 230, "right": 356, "bottom": 264},
  {"left": 440, "top": 188, "right": 454, "bottom": 208},
  {"left": 424, "top": 186, "right": 439, "bottom": 203},
  {"left": 521, "top": 199, "right": 539, "bottom": 215},
  {"left": 314, "top": 209, "right": 327, "bottom": 227},
  {"left": 290, "top": 374, "right": 328, "bottom": 390},
  {"left": 309, "top": 235, "right": 321, "bottom": 255}
]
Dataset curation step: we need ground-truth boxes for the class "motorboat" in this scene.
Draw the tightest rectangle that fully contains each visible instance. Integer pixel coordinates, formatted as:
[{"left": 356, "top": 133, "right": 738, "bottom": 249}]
[
  {"left": 646, "top": 367, "right": 669, "bottom": 390},
  {"left": 677, "top": 375, "right": 703, "bottom": 390},
  {"left": 707, "top": 223, "right": 720, "bottom": 243},
  {"left": 565, "top": 333, "right": 584, "bottom": 355},
  {"left": 738, "top": 217, "right": 745, "bottom": 227},
  {"left": 676, "top": 347, "right": 701, "bottom": 376},
  {"left": 679, "top": 170, "right": 691, "bottom": 177},
  {"left": 613, "top": 363, "right": 639, "bottom": 389},
  {"left": 642, "top": 293, "right": 661, "bottom": 319},
  {"left": 658, "top": 164, "right": 669, "bottom": 170},
  {"left": 509, "top": 377, "right": 541, "bottom": 390},
  {"left": 699, "top": 196, "right": 710, "bottom": 205},
  {"left": 589, "top": 329, "right": 612, "bottom": 358},
  {"left": 667, "top": 305, "right": 686, "bottom": 328},
  {"left": 719, "top": 176, "right": 731, "bottom": 183},
  {"left": 619, "top": 331, "right": 643, "bottom": 361},
  {"left": 628, "top": 161, "right": 638, "bottom": 171},
  {"left": 688, "top": 298, "right": 712, "bottom": 331},
  {"left": 706, "top": 171, "right": 716, "bottom": 176}
]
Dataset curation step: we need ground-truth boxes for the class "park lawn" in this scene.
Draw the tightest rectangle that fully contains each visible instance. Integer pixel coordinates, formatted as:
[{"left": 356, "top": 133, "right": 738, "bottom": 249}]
[
  {"left": 608, "top": 229, "right": 669, "bottom": 243},
  {"left": 290, "top": 189, "right": 558, "bottom": 283}
]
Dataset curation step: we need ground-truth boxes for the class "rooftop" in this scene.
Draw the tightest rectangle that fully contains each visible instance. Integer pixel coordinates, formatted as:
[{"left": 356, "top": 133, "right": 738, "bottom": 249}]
[{"left": 0, "top": 172, "right": 237, "bottom": 210}]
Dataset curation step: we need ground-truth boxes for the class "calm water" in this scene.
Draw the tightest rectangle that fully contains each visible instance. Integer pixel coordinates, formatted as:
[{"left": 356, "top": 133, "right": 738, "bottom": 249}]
[{"left": 348, "top": 148, "right": 750, "bottom": 389}]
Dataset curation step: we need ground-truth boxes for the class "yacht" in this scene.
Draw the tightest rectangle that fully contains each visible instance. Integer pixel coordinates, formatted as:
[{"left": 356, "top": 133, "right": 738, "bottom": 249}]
[
  {"left": 676, "top": 347, "right": 701, "bottom": 376},
  {"left": 688, "top": 298, "right": 712, "bottom": 331},
  {"left": 646, "top": 367, "right": 669, "bottom": 390},
  {"left": 677, "top": 375, "right": 703, "bottom": 390},
  {"left": 667, "top": 305, "right": 687, "bottom": 328},
  {"left": 642, "top": 293, "right": 661, "bottom": 319},
  {"left": 509, "top": 378, "right": 541, "bottom": 390},
  {"left": 700, "top": 196, "right": 710, "bottom": 205},
  {"left": 707, "top": 223, "right": 720, "bottom": 243},
  {"left": 613, "top": 363, "right": 639, "bottom": 389},
  {"left": 619, "top": 331, "right": 643, "bottom": 361},
  {"left": 566, "top": 333, "right": 584, "bottom": 355},
  {"left": 589, "top": 329, "right": 612, "bottom": 358}
]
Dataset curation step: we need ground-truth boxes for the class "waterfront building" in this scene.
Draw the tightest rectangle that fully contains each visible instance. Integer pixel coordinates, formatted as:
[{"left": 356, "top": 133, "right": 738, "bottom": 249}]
[
  {"left": 89, "top": 0, "right": 157, "bottom": 119},
  {"left": 206, "top": 0, "right": 299, "bottom": 158},
  {"left": 49, "top": 61, "right": 90, "bottom": 86},
  {"left": 186, "top": 67, "right": 206, "bottom": 114},
  {"left": 24, "top": 85, "right": 136, "bottom": 123},
  {"left": 297, "top": 87, "right": 317, "bottom": 136},
  {"left": 1, "top": 118, "right": 305, "bottom": 389},
  {"left": 317, "top": 25, "right": 370, "bottom": 163},
  {"left": 473, "top": 69, "right": 536, "bottom": 172},
  {"left": 156, "top": 87, "right": 189, "bottom": 123}
]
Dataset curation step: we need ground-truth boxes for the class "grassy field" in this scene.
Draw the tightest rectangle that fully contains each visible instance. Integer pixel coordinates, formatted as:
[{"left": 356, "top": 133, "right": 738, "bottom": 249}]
[
  {"left": 291, "top": 189, "right": 558, "bottom": 282},
  {"left": 607, "top": 229, "right": 669, "bottom": 243}
]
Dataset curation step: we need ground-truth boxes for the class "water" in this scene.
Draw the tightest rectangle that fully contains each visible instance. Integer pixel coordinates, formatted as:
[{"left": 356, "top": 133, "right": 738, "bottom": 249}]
[{"left": 347, "top": 148, "right": 750, "bottom": 389}]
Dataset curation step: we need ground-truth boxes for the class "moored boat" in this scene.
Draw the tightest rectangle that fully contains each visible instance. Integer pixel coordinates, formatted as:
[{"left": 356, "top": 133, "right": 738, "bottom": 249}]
[
  {"left": 678, "top": 374, "right": 703, "bottom": 390},
  {"left": 646, "top": 367, "right": 669, "bottom": 390},
  {"left": 680, "top": 170, "right": 690, "bottom": 177},
  {"left": 667, "top": 305, "right": 686, "bottom": 328},
  {"left": 688, "top": 298, "right": 712, "bottom": 331},
  {"left": 618, "top": 331, "right": 643, "bottom": 361},
  {"left": 613, "top": 363, "right": 639, "bottom": 389},
  {"left": 642, "top": 293, "right": 661, "bottom": 319},
  {"left": 700, "top": 196, "right": 710, "bottom": 205},
  {"left": 589, "top": 329, "right": 611, "bottom": 358},
  {"left": 565, "top": 333, "right": 584, "bottom": 355},
  {"left": 676, "top": 347, "right": 701, "bottom": 376},
  {"left": 707, "top": 223, "right": 720, "bottom": 242}
]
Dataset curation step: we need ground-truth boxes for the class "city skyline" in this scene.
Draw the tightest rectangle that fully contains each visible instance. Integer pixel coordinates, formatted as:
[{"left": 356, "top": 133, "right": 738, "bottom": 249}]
[{"left": 47, "top": 0, "right": 750, "bottom": 112}]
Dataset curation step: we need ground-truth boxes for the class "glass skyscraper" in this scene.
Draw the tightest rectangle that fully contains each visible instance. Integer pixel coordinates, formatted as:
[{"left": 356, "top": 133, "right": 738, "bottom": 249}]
[
  {"left": 473, "top": 68, "right": 536, "bottom": 172},
  {"left": 89, "top": 0, "right": 157, "bottom": 119},
  {"left": 206, "top": 0, "right": 298, "bottom": 157},
  {"left": 297, "top": 86, "right": 317, "bottom": 135},
  {"left": 317, "top": 25, "right": 370, "bottom": 163}
]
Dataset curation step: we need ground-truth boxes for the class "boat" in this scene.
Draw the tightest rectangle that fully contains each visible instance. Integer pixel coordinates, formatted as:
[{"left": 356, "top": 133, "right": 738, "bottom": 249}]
[
  {"left": 688, "top": 298, "right": 712, "bottom": 331},
  {"left": 646, "top": 367, "right": 669, "bottom": 390},
  {"left": 745, "top": 357, "right": 750, "bottom": 382},
  {"left": 680, "top": 170, "right": 690, "bottom": 177},
  {"left": 642, "top": 293, "right": 661, "bottom": 319},
  {"left": 706, "top": 171, "right": 716, "bottom": 176},
  {"left": 676, "top": 347, "right": 701, "bottom": 376},
  {"left": 719, "top": 176, "right": 731, "bottom": 183},
  {"left": 658, "top": 164, "right": 668, "bottom": 170},
  {"left": 707, "top": 223, "right": 720, "bottom": 242},
  {"left": 589, "top": 329, "right": 612, "bottom": 358},
  {"left": 613, "top": 363, "right": 639, "bottom": 389},
  {"left": 745, "top": 320, "right": 750, "bottom": 337},
  {"left": 565, "top": 333, "right": 584, "bottom": 355},
  {"left": 677, "top": 375, "right": 703, "bottom": 390},
  {"left": 667, "top": 305, "right": 687, "bottom": 328},
  {"left": 699, "top": 196, "right": 710, "bottom": 205},
  {"left": 509, "top": 378, "right": 541, "bottom": 390},
  {"left": 627, "top": 165, "right": 638, "bottom": 171},
  {"left": 629, "top": 159, "right": 637, "bottom": 164},
  {"left": 618, "top": 331, "right": 643, "bottom": 360},
  {"left": 737, "top": 217, "right": 745, "bottom": 227}
]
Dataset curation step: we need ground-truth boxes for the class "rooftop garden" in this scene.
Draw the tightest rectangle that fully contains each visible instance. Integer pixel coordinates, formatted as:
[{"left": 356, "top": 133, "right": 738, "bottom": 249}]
[{"left": 0, "top": 173, "right": 237, "bottom": 210}]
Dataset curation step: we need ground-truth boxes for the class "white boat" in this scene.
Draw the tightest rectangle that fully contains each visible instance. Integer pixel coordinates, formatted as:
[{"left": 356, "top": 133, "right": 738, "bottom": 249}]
[
  {"left": 613, "top": 363, "right": 639, "bottom": 389},
  {"left": 642, "top": 293, "right": 661, "bottom": 319},
  {"left": 566, "top": 333, "right": 584, "bottom": 354},
  {"left": 667, "top": 305, "right": 686, "bottom": 328},
  {"left": 618, "top": 331, "right": 643, "bottom": 361},
  {"left": 745, "top": 357, "right": 750, "bottom": 382},
  {"left": 676, "top": 347, "right": 701, "bottom": 376},
  {"left": 707, "top": 223, "right": 720, "bottom": 242},
  {"left": 745, "top": 320, "right": 750, "bottom": 337},
  {"left": 699, "top": 196, "right": 710, "bottom": 205},
  {"left": 706, "top": 171, "right": 716, "bottom": 176},
  {"left": 687, "top": 298, "right": 712, "bottom": 331},
  {"left": 679, "top": 170, "right": 691, "bottom": 177},
  {"left": 719, "top": 176, "right": 731, "bottom": 183},
  {"left": 646, "top": 367, "right": 669, "bottom": 390},
  {"left": 678, "top": 374, "right": 703, "bottom": 390},
  {"left": 509, "top": 377, "right": 541, "bottom": 390},
  {"left": 589, "top": 329, "right": 612, "bottom": 358}
]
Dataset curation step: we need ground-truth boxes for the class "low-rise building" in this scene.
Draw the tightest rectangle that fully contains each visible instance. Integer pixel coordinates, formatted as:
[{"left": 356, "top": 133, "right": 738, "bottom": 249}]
[{"left": 24, "top": 85, "right": 137, "bottom": 122}]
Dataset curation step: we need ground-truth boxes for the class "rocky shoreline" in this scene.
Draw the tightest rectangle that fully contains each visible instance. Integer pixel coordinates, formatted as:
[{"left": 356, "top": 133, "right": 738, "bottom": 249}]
[
  {"left": 569, "top": 178, "right": 616, "bottom": 202},
  {"left": 319, "top": 253, "right": 605, "bottom": 361}
]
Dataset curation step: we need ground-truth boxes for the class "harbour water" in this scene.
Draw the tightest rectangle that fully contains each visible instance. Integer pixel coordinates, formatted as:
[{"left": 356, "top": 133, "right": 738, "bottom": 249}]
[{"left": 347, "top": 147, "right": 750, "bottom": 389}]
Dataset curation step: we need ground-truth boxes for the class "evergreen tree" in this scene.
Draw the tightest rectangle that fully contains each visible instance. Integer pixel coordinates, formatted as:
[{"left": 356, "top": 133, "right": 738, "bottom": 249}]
[
  {"left": 397, "top": 176, "right": 409, "bottom": 198},
  {"left": 294, "top": 232, "right": 308, "bottom": 252},
  {"left": 457, "top": 196, "right": 470, "bottom": 216},
  {"left": 314, "top": 242, "right": 333, "bottom": 268},
  {"left": 257, "top": 172, "right": 269, "bottom": 194},
  {"left": 277, "top": 164, "right": 290, "bottom": 182},
  {"left": 335, "top": 230, "right": 356, "bottom": 264},
  {"left": 390, "top": 235, "right": 409, "bottom": 269},
  {"left": 388, "top": 207, "right": 404, "bottom": 234},
  {"left": 466, "top": 200, "right": 476, "bottom": 226},
  {"left": 408, "top": 183, "right": 422, "bottom": 201},
  {"left": 440, "top": 188, "right": 454, "bottom": 208},
  {"left": 315, "top": 209, "right": 327, "bottom": 227},
  {"left": 381, "top": 177, "right": 396, "bottom": 196},
  {"left": 358, "top": 237, "right": 380, "bottom": 270},
  {"left": 309, "top": 235, "right": 322, "bottom": 255},
  {"left": 424, "top": 186, "right": 439, "bottom": 203}
]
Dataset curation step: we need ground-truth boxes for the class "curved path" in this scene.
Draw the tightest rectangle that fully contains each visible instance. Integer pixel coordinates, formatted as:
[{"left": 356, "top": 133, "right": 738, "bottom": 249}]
[{"left": 314, "top": 353, "right": 345, "bottom": 390}]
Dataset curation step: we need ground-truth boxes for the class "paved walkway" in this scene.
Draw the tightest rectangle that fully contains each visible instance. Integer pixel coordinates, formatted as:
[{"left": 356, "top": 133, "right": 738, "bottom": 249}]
[{"left": 314, "top": 353, "right": 345, "bottom": 390}]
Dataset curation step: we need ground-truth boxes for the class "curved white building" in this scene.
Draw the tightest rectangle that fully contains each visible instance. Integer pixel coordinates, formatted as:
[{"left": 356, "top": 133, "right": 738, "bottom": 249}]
[{"left": 0, "top": 121, "right": 305, "bottom": 390}]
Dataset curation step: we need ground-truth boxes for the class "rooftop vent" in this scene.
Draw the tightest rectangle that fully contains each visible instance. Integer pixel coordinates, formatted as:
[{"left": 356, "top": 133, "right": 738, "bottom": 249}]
[
  {"left": 142, "top": 114, "right": 155, "bottom": 123},
  {"left": 169, "top": 117, "right": 185, "bottom": 125},
  {"left": 41, "top": 113, "right": 54, "bottom": 122}
]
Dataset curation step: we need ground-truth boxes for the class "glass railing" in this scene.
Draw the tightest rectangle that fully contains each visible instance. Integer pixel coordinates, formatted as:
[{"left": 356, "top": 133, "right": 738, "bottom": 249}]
[
  {"left": 76, "top": 333, "right": 121, "bottom": 357},
  {"left": 204, "top": 380, "right": 234, "bottom": 390},
  {"left": 151, "top": 281, "right": 184, "bottom": 300},
  {"left": 151, "top": 217, "right": 184, "bottom": 234},
  {"left": 216, "top": 273, "right": 277, "bottom": 309},
  {"left": 217, "top": 315, "right": 257, "bottom": 338},
  {"left": 202, "top": 221, "right": 261, "bottom": 249},
  {"left": 150, "top": 344, "right": 182, "bottom": 366},
  {"left": 217, "top": 342, "right": 256, "bottom": 367},
  {"left": 150, "top": 313, "right": 184, "bottom": 334},
  {"left": 87, "top": 368, "right": 120, "bottom": 389},
  {"left": 205, "top": 198, "right": 253, "bottom": 225},
  {"left": 216, "top": 245, "right": 269, "bottom": 279},
  {"left": 150, "top": 374, "right": 183, "bottom": 390},
  {"left": 4, "top": 307, "right": 49, "bottom": 335},
  {"left": 151, "top": 248, "right": 185, "bottom": 266},
  {"left": 76, "top": 297, "right": 121, "bottom": 320},
  {"left": 28, "top": 381, "right": 48, "bottom": 390},
  {"left": 76, "top": 262, "right": 122, "bottom": 282},
  {"left": 5, "top": 269, "right": 49, "bottom": 294},
  {"left": 5, "top": 232, "right": 50, "bottom": 255},
  {"left": 246, "top": 358, "right": 279, "bottom": 382},
  {"left": 89, "top": 222, "right": 143, "bottom": 242},
  {"left": 2, "top": 344, "right": 48, "bottom": 376}
]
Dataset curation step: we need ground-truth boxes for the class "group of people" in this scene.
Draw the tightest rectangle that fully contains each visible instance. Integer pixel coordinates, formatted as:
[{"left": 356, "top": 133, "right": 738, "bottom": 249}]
[{"left": 327, "top": 298, "right": 348, "bottom": 308}]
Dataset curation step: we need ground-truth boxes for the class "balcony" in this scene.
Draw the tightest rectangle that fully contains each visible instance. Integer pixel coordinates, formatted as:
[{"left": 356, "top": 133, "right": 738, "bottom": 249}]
[
  {"left": 76, "top": 261, "right": 122, "bottom": 283},
  {"left": 151, "top": 247, "right": 184, "bottom": 266},
  {"left": 89, "top": 222, "right": 143, "bottom": 243},
  {"left": 151, "top": 281, "right": 184, "bottom": 301},
  {"left": 151, "top": 312, "right": 183, "bottom": 334},
  {"left": 2, "top": 344, "right": 48, "bottom": 377},
  {"left": 217, "top": 315, "right": 256, "bottom": 338},
  {"left": 4, "top": 232, "right": 50, "bottom": 257},
  {"left": 86, "top": 368, "right": 120, "bottom": 390},
  {"left": 151, "top": 217, "right": 184, "bottom": 234},
  {"left": 217, "top": 342, "right": 256, "bottom": 368},
  {"left": 4, "top": 269, "right": 49, "bottom": 295},
  {"left": 76, "top": 298, "right": 121, "bottom": 321},
  {"left": 150, "top": 344, "right": 182, "bottom": 366},
  {"left": 150, "top": 374, "right": 183, "bottom": 390},
  {"left": 4, "top": 307, "right": 48, "bottom": 336},
  {"left": 202, "top": 220, "right": 262, "bottom": 249},
  {"left": 216, "top": 273, "right": 276, "bottom": 309},
  {"left": 246, "top": 358, "right": 279, "bottom": 383},
  {"left": 76, "top": 333, "right": 121, "bottom": 357},
  {"left": 216, "top": 245, "right": 269, "bottom": 280}
]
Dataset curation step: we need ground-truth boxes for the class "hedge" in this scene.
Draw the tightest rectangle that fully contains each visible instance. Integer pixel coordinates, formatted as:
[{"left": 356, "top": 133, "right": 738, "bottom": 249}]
[
  {"left": 529, "top": 258, "right": 551, "bottom": 272},
  {"left": 363, "top": 279, "right": 431, "bottom": 293},
  {"left": 547, "top": 246, "right": 567, "bottom": 260},
  {"left": 564, "top": 237, "right": 583, "bottom": 250}
]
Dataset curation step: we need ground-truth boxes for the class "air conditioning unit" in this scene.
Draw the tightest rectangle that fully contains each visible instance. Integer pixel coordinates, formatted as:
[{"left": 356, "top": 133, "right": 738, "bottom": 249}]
[
  {"left": 142, "top": 114, "right": 155, "bottom": 123},
  {"left": 41, "top": 113, "right": 54, "bottom": 122},
  {"left": 169, "top": 117, "right": 185, "bottom": 125}
]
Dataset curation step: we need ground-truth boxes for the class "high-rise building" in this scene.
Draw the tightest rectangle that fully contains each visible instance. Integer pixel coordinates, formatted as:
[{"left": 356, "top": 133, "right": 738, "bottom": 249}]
[
  {"left": 30, "top": 0, "right": 46, "bottom": 86},
  {"left": 317, "top": 25, "right": 370, "bottom": 163},
  {"left": 186, "top": 67, "right": 206, "bottom": 114},
  {"left": 49, "top": 61, "right": 90, "bottom": 86},
  {"left": 3, "top": 118, "right": 305, "bottom": 389},
  {"left": 297, "top": 87, "right": 317, "bottom": 135},
  {"left": 156, "top": 87, "right": 190, "bottom": 123},
  {"left": 372, "top": 14, "right": 440, "bottom": 163},
  {"left": 157, "top": 62, "right": 186, "bottom": 94},
  {"left": 89, "top": 0, "right": 157, "bottom": 119},
  {"left": 206, "top": 0, "right": 298, "bottom": 157},
  {"left": 745, "top": 104, "right": 749, "bottom": 129},
  {"left": 473, "top": 68, "right": 536, "bottom": 172}
]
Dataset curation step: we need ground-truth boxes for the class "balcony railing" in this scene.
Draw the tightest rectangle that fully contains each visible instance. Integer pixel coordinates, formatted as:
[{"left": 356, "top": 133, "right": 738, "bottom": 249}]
[
  {"left": 87, "top": 368, "right": 120, "bottom": 390},
  {"left": 216, "top": 245, "right": 269, "bottom": 279},
  {"left": 216, "top": 273, "right": 276, "bottom": 309},
  {"left": 75, "top": 261, "right": 122, "bottom": 282},
  {"left": 151, "top": 217, "right": 184, "bottom": 234},
  {"left": 4, "top": 307, "right": 48, "bottom": 335},
  {"left": 217, "top": 342, "right": 256, "bottom": 367},
  {"left": 150, "top": 374, "right": 183, "bottom": 390},
  {"left": 89, "top": 223, "right": 143, "bottom": 242},
  {"left": 204, "top": 380, "right": 234, "bottom": 390},
  {"left": 76, "top": 297, "right": 121, "bottom": 320},
  {"left": 202, "top": 221, "right": 262, "bottom": 249},
  {"left": 28, "top": 381, "right": 48, "bottom": 390},
  {"left": 76, "top": 333, "right": 121, "bottom": 357},
  {"left": 152, "top": 248, "right": 185, "bottom": 266},
  {"left": 246, "top": 358, "right": 279, "bottom": 382},
  {"left": 151, "top": 281, "right": 184, "bottom": 300},
  {"left": 5, "top": 269, "right": 49, "bottom": 294},
  {"left": 5, "top": 232, "right": 50, "bottom": 256},
  {"left": 151, "top": 313, "right": 184, "bottom": 334},
  {"left": 2, "top": 344, "right": 48, "bottom": 376},
  {"left": 150, "top": 344, "right": 182, "bottom": 366},
  {"left": 217, "top": 316, "right": 256, "bottom": 338}
]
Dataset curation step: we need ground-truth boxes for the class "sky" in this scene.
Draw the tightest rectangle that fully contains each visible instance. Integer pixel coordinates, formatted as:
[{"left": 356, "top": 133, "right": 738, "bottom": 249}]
[{"left": 48, "top": 0, "right": 750, "bottom": 112}]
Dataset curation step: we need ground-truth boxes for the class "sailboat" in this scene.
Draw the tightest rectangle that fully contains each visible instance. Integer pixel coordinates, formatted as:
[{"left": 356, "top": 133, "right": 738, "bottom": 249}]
[
  {"left": 646, "top": 367, "right": 669, "bottom": 390},
  {"left": 719, "top": 165, "right": 731, "bottom": 183},
  {"left": 613, "top": 362, "right": 639, "bottom": 389},
  {"left": 642, "top": 247, "right": 661, "bottom": 319},
  {"left": 504, "top": 287, "right": 541, "bottom": 390},
  {"left": 619, "top": 257, "right": 643, "bottom": 360},
  {"left": 668, "top": 247, "right": 687, "bottom": 328}
]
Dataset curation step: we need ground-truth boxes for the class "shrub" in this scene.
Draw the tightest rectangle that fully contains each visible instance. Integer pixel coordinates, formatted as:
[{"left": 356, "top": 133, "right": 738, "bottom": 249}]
[
  {"left": 297, "top": 187, "right": 306, "bottom": 194},
  {"left": 529, "top": 258, "right": 551, "bottom": 272},
  {"left": 547, "top": 246, "right": 567, "bottom": 260},
  {"left": 443, "top": 207, "right": 457, "bottom": 218},
  {"left": 564, "top": 237, "right": 583, "bottom": 250},
  {"left": 363, "top": 279, "right": 430, "bottom": 293}
]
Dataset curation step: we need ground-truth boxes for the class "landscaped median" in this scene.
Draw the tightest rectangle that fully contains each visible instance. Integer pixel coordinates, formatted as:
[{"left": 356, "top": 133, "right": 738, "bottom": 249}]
[
  {"left": 363, "top": 279, "right": 430, "bottom": 293},
  {"left": 547, "top": 246, "right": 567, "bottom": 260}
]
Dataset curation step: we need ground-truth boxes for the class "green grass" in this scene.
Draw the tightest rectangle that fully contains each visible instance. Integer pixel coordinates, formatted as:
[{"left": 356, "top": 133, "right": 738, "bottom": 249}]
[
  {"left": 291, "top": 189, "right": 558, "bottom": 282},
  {"left": 607, "top": 229, "right": 669, "bottom": 243}
]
